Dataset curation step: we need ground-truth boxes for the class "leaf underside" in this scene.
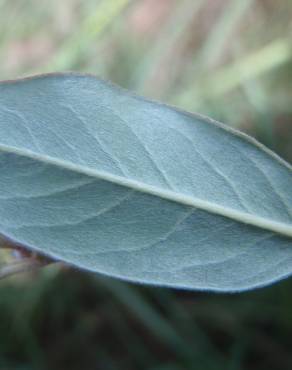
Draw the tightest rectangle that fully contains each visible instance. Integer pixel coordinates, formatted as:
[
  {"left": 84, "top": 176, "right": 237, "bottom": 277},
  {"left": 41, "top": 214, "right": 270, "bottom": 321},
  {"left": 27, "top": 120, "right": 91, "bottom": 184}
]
[{"left": 0, "top": 73, "right": 291, "bottom": 292}]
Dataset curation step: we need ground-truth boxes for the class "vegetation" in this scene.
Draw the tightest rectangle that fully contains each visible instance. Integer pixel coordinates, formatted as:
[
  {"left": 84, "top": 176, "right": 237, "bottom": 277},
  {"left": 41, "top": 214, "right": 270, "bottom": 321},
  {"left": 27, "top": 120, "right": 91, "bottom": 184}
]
[{"left": 0, "top": 1, "right": 292, "bottom": 369}]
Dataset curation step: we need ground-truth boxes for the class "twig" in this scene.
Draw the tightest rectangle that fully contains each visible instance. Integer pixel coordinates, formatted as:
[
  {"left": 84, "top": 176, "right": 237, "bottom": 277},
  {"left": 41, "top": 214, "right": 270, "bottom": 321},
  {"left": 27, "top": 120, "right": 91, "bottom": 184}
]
[{"left": 0, "top": 259, "right": 49, "bottom": 280}]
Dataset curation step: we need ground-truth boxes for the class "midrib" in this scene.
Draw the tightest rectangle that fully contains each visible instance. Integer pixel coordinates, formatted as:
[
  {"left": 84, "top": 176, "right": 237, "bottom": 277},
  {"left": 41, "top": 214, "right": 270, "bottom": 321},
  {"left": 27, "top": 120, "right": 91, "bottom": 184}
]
[{"left": 0, "top": 143, "right": 292, "bottom": 238}]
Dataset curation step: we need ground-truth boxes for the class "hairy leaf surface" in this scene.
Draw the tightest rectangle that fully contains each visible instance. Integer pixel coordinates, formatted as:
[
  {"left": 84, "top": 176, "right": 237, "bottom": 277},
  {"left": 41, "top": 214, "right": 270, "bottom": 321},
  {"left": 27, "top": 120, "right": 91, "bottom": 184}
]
[{"left": 0, "top": 73, "right": 291, "bottom": 291}]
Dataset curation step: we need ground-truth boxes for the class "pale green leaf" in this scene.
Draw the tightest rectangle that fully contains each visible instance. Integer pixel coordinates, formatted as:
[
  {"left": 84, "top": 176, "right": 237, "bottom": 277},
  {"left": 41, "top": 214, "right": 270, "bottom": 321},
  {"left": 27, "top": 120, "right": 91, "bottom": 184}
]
[{"left": 0, "top": 73, "right": 291, "bottom": 291}]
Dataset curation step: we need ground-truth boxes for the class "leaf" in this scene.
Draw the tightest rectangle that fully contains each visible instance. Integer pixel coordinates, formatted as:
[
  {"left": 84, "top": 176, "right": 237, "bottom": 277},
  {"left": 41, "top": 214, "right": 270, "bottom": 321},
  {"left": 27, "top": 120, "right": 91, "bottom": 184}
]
[{"left": 0, "top": 73, "right": 291, "bottom": 292}]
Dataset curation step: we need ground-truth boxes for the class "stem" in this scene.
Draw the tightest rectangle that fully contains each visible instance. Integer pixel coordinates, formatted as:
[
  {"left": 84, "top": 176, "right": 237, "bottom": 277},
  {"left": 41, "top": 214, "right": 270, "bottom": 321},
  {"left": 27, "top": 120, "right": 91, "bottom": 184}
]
[
  {"left": 0, "top": 235, "right": 19, "bottom": 249},
  {"left": 0, "top": 259, "right": 49, "bottom": 280}
]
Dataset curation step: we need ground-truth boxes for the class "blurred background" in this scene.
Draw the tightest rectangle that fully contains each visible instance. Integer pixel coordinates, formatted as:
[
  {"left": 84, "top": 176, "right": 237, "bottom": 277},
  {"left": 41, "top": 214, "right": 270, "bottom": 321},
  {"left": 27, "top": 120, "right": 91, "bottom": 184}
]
[{"left": 0, "top": 0, "right": 292, "bottom": 369}]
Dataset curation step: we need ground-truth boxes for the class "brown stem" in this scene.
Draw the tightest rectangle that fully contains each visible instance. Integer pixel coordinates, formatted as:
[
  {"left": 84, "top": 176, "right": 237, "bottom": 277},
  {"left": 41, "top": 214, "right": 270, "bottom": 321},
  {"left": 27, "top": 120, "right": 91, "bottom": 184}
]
[{"left": 0, "top": 259, "right": 51, "bottom": 280}]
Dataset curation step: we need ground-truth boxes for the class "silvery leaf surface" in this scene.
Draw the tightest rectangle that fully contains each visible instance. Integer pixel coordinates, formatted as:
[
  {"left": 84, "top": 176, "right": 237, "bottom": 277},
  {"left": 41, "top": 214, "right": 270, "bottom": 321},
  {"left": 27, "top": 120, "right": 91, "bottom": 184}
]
[{"left": 0, "top": 73, "right": 291, "bottom": 291}]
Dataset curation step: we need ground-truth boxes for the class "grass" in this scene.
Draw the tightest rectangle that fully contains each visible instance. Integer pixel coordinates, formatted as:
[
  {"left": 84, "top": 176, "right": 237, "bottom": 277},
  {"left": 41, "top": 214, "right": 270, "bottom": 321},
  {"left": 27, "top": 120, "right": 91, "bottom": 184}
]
[
  {"left": 0, "top": 1, "right": 292, "bottom": 369},
  {"left": 1, "top": 269, "right": 292, "bottom": 370}
]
